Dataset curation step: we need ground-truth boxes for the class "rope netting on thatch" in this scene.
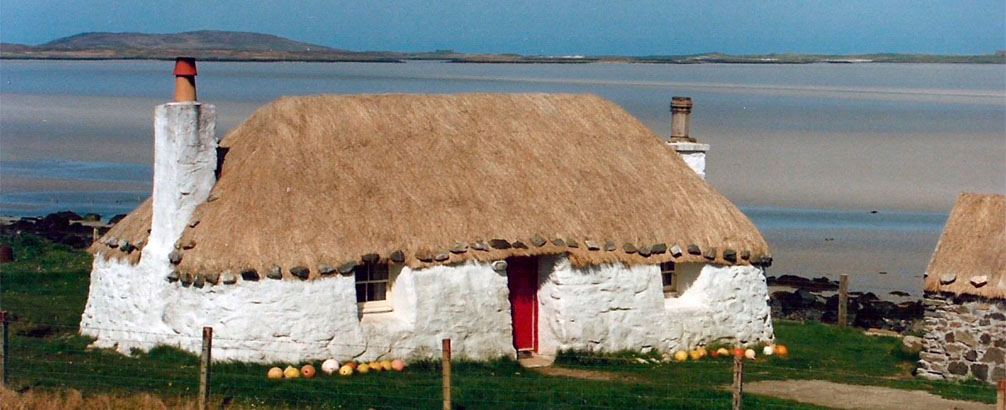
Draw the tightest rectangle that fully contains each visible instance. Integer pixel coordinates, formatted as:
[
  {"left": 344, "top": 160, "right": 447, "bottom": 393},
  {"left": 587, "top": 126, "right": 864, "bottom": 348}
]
[{"left": 92, "top": 93, "right": 770, "bottom": 282}]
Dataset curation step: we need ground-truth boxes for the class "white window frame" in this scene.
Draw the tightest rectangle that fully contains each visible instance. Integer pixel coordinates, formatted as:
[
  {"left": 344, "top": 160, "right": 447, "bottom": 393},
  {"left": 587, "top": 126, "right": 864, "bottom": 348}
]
[
  {"left": 355, "top": 262, "right": 395, "bottom": 314},
  {"left": 660, "top": 261, "right": 678, "bottom": 298}
]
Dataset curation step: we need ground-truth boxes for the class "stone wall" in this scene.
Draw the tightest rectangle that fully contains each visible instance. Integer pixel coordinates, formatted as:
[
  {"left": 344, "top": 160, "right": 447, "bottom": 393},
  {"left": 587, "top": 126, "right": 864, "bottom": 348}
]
[
  {"left": 917, "top": 292, "right": 1006, "bottom": 384},
  {"left": 82, "top": 257, "right": 514, "bottom": 363},
  {"left": 357, "top": 261, "right": 515, "bottom": 361},
  {"left": 82, "top": 255, "right": 774, "bottom": 363},
  {"left": 538, "top": 258, "right": 774, "bottom": 355}
]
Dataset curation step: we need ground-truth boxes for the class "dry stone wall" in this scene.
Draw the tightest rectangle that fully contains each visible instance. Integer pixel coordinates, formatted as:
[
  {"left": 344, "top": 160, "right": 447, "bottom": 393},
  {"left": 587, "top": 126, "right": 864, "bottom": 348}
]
[{"left": 918, "top": 292, "right": 1006, "bottom": 384}]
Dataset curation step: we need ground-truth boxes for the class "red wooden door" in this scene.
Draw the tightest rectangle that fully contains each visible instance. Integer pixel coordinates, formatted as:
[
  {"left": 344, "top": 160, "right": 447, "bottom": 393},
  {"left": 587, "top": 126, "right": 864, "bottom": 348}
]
[{"left": 507, "top": 257, "right": 538, "bottom": 353}]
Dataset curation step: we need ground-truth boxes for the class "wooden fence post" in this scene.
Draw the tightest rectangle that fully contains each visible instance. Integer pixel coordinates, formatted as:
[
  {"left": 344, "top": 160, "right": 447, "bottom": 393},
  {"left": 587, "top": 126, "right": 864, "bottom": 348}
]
[
  {"left": 1, "top": 311, "right": 8, "bottom": 388},
  {"left": 442, "top": 338, "right": 452, "bottom": 410},
  {"left": 199, "top": 327, "right": 212, "bottom": 410},
  {"left": 732, "top": 355, "right": 743, "bottom": 410},
  {"left": 838, "top": 274, "right": 849, "bottom": 328},
  {"left": 996, "top": 379, "right": 1004, "bottom": 410}
]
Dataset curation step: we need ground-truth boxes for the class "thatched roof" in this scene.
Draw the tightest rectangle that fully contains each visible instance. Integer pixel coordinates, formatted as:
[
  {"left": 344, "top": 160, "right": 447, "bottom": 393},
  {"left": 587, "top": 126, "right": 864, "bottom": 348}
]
[
  {"left": 924, "top": 193, "right": 1005, "bottom": 299},
  {"left": 92, "top": 93, "right": 769, "bottom": 281},
  {"left": 92, "top": 198, "right": 151, "bottom": 265}
]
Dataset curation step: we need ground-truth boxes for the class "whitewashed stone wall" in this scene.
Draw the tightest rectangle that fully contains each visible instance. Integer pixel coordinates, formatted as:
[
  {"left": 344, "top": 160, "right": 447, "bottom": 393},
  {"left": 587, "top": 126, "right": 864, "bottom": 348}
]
[
  {"left": 81, "top": 258, "right": 514, "bottom": 363},
  {"left": 82, "top": 255, "right": 774, "bottom": 363},
  {"left": 537, "top": 257, "right": 774, "bottom": 355},
  {"left": 918, "top": 292, "right": 1006, "bottom": 384},
  {"left": 82, "top": 255, "right": 368, "bottom": 363},
  {"left": 357, "top": 261, "right": 514, "bottom": 361}
]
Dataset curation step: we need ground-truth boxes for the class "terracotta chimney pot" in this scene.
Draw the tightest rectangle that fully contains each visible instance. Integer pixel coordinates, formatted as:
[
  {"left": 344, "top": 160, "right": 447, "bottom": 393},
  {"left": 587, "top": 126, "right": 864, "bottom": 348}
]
[{"left": 173, "top": 57, "right": 198, "bottom": 102}]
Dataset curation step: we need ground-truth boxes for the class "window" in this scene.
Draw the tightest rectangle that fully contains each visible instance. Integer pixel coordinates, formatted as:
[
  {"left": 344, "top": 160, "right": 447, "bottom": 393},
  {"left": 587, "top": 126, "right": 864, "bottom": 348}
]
[
  {"left": 660, "top": 262, "right": 677, "bottom": 297},
  {"left": 355, "top": 262, "right": 391, "bottom": 312}
]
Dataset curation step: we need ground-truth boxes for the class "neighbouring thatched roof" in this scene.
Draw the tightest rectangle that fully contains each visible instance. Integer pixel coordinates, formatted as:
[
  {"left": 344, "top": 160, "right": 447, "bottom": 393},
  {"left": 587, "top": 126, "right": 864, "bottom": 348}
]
[
  {"left": 924, "top": 193, "right": 1005, "bottom": 299},
  {"left": 92, "top": 93, "right": 770, "bottom": 281}
]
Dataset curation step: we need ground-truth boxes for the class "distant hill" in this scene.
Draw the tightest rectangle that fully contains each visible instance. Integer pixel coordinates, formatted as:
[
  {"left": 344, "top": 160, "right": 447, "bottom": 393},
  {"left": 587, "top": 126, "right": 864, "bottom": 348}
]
[
  {"left": 0, "top": 30, "right": 402, "bottom": 62},
  {"left": 2, "top": 30, "right": 1002, "bottom": 64},
  {"left": 0, "top": 43, "right": 34, "bottom": 53},
  {"left": 40, "top": 30, "right": 337, "bottom": 52}
]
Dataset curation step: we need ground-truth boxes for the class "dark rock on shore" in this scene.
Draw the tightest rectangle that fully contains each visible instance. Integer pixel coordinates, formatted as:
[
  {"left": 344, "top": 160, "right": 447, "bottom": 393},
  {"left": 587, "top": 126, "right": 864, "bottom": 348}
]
[
  {"left": 766, "top": 275, "right": 839, "bottom": 291},
  {"left": 46, "top": 211, "right": 82, "bottom": 222},
  {"left": 1, "top": 211, "right": 112, "bottom": 249},
  {"left": 769, "top": 274, "right": 923, "bottom": 333}
]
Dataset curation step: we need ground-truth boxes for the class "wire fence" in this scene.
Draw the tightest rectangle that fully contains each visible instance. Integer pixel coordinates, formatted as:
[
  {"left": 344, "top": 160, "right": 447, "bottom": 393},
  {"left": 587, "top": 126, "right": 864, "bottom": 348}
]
[{"left": 1, "top": 315, "right": 1003, "bottom": 410}]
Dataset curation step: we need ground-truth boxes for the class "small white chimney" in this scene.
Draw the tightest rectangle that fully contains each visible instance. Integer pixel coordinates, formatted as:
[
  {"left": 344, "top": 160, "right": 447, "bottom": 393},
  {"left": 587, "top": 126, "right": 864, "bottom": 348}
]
[
  {"left": 144, "top": 58, "right": 218, "bottom": 262},
  {"left": 666, "top": 96, "right": 710, "bottom": 179}
]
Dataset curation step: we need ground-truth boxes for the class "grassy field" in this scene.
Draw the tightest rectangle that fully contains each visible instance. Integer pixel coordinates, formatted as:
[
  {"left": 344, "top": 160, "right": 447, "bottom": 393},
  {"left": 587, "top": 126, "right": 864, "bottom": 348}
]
[{"left": 0, "top": 234, "right": 996, "bottom": 409}]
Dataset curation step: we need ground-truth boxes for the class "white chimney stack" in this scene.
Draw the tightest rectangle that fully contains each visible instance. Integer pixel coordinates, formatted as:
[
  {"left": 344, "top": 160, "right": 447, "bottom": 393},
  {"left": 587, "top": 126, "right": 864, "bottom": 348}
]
[
  {"left": 666, "top": 96, "right": 710, "bottom": 179},
  {"left": 144, "top": 57, "right": 218, "bottom": 262}
]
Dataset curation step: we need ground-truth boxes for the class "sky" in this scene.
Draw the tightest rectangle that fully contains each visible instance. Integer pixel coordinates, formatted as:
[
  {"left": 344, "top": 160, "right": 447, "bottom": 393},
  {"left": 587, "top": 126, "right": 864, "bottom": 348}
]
[{"left": 2, "top": 0, "right": 1004, "bottom": 55}]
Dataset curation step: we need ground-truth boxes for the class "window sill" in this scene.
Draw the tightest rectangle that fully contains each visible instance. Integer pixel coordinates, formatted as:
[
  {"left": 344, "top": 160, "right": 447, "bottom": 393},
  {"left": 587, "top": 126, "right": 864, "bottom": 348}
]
[
  {"left": 664, "top": 293, "right": 703, "bottom": 310},
  {"left": 358, "top": 304, "right": 393, "bottom": 315}
]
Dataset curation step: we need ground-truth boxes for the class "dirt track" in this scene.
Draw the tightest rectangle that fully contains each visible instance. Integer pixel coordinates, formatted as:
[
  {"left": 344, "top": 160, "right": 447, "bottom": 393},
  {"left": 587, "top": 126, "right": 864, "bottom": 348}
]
[{"left": 744, "top": 379, "right": 993, "bottom": 410}]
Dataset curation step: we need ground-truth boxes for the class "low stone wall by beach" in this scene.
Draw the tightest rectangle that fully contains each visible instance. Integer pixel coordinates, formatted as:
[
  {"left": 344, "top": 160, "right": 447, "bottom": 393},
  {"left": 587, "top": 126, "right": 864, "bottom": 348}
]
[{"left": 917, "top": 292, "right": 1006, "bottom": 384}]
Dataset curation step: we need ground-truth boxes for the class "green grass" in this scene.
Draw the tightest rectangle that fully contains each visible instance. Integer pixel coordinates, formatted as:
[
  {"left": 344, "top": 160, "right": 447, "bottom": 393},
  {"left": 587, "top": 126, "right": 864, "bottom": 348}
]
[
  {"left": 1, "top": 234, "right": 91, "bottom": 334},
  {"left": 0, "top": 234, "right": 996, "bottom": 408},
  {"left": 552, "top": 322, "right": 994, "bottom": 405},
  {"left": 756, "top": 322, "right": 992, "bottom": 402}
]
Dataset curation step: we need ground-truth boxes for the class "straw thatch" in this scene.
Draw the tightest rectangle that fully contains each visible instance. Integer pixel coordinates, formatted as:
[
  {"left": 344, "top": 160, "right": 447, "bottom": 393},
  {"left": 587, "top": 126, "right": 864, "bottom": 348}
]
[
  {"left": 88, "top": 198, "right": 151, "bottom": 265},
  {"left": 924, "top": 193, "right": 1005, "bottom": 299},
  {"left": 92, "top": 93, "right": 769, "bottom": 280}
]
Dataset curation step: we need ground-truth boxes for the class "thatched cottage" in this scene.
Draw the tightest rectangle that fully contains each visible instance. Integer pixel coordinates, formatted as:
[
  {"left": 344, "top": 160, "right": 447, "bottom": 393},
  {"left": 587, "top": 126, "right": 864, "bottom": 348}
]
[
  {"left": 917, "top": 193, "right": 1005, "bottom": 384},
  {"left": 81, "top": 60, "right": 775, "bottom": 363}
]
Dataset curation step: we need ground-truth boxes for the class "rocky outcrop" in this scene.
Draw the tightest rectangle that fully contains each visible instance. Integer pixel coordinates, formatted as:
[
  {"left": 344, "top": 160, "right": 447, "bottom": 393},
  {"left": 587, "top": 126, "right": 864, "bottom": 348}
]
[
  {"left": 917, "top": 292, "right": 1006, "bottom": 384},
  {"left": 767, "top": 275, "right": 839, "bottom": 291},
  {"left": 1, "top": 212, "right": 110, "bottom": 249},
  {"left": 766, "top": 275, "right": 923, "bottom": 333}
]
